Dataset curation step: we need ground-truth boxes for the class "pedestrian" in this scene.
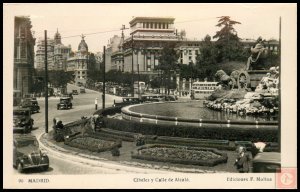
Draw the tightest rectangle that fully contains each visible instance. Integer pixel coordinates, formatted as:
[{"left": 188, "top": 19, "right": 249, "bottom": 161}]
[
  {"left": 95, "top": 98, "right": 98, "bottom": 110},
  {"left": 234, "top": 146, "right": 252, "bottom": 173}
]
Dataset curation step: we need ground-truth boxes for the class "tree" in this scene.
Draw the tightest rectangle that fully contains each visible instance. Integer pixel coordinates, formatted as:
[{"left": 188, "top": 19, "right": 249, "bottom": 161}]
[
  {"left": 48, "top": 70, "right": 74, "bottom": 89},
  {"left": 158, "top": 44, "right": 179, "bottom": 94},
  {"left": 196, "top": 34, "right": 218, "bottom": 67},
  {"left": 213, "top": 16, "right": 245, "bottom": 62}
]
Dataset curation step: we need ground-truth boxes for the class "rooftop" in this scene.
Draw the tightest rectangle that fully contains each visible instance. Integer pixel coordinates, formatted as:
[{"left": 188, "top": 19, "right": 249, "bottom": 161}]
[{"left": 129, "top": 16, "right": 175, "bottom": 25}]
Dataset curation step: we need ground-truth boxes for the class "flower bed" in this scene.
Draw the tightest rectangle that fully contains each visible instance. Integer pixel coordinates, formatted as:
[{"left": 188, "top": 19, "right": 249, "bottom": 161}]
[
  {"left": 132, "top": 144, "right": 228, "bottom": 167},
  {"left": 64, "top": 135, "right": 121, "bottom": 153}
]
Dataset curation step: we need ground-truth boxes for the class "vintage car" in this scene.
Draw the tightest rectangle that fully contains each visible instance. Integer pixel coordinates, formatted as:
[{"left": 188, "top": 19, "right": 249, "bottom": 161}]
[
  {"left": 252, "top": 152, "right": 281, "bottom": 173},
  {"left": 20, "top": 98, "right": 40, "bottom": 113},
  {"left": 13, "top": 134, "right": 49, "bottom": 173},
  {"left": 72, "top": 90, "right": 78, "bottom": 95},
  {"left": 80, "top": 87, "right": 86, "bottom": 93},
  {"left": 57, "top": 97, "right": 73, "bottom": 110},
  {"left": 13, "top": 107, "right": 34, "bottom": 133},
  {"left": 112, "top": 97, "right": 141, "bottom": 107}
]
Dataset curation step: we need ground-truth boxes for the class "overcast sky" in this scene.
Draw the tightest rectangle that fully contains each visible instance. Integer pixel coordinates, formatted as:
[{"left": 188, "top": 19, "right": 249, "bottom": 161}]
[{"left": 4, "top": 3, "right": 295, "bottom": 53}]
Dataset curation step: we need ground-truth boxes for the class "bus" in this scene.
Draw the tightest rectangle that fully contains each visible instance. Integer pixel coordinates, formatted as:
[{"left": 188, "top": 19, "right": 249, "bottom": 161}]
[
  {"left": 134, "top": 81, "right": 145, "bottom": 95},
  {"left": 191, "top": 81, "right": 218, "bottom": 100},
  {"left": 13, "top": 89, "right": 22, "bottom": 106}
]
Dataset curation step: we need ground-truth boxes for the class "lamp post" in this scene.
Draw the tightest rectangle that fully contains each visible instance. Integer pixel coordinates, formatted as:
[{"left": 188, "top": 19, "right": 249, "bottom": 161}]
[
  {"left": 131, "top": 34, "right": 134, "bottom": 97},
  {"left": 134, "top": 46, "right": 141, "bottom": 98}
]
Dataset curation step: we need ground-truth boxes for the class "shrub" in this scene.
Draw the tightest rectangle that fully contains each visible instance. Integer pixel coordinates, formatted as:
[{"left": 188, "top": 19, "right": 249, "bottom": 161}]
[
  {"left": 103, "top": 117, "right": 278, "bottom": 142},
  {"left": 111, "top": 147, "right": 120, "bottom": 156}
]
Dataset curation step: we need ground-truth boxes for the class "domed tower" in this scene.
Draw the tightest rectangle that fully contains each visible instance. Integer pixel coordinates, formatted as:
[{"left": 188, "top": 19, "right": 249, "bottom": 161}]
[
  {"left": 54, "top": 28, "right": 62, "bottom": 45},
  {"left": 78, "top": 34, "right": 88, "bottom": 54}
]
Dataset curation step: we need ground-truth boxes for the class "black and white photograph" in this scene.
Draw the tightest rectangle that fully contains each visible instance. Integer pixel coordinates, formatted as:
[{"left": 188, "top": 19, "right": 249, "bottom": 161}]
[{"left": 3, "top": 3, "right": 297, "bottom": 189}]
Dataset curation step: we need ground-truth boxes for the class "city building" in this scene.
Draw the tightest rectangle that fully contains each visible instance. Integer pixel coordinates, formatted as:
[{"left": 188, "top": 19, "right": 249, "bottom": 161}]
[
  {"left": 35, "top": 38, "right": 55, "bottom": 70},
  {"left": 106, "top": 17, "right": 202, "bottom": 77},
  {"left": 66, "top": 35, "right": 89, "bottom": 86},
  {"left": 14, "top": 16, "right": 36, "bottom": 97},
  {"left": 106, "top": 35, "right": 122, "bottom": 72},
  {"left": 240, "top": 38, "right": 279, "bottom": 54},
  {"left": 175, "top": 40, "right": 201, "bottom": 65},
  {"left": 35, "top": 29, "right": 71, "bottom": 71},
  {"left": 94, "top": 52, "right": 103, "bottom": 71}
]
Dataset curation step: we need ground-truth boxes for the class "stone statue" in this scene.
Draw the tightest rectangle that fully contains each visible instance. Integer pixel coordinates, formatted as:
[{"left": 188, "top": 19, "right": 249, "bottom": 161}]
[
  {"left": 246, "top": 37, "right": 268, "bottom": 70},
  {"left": 215, "top": 70, "right": 235, "bottom": 90}
]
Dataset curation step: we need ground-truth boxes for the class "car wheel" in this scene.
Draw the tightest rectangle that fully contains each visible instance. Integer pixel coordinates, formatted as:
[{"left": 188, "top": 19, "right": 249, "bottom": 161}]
[
  {"left": 42, "top": 165, "right": 49, "bottom": 172},
  {"left": 17, "top": 162, "right": 23, "bottom": 173}
]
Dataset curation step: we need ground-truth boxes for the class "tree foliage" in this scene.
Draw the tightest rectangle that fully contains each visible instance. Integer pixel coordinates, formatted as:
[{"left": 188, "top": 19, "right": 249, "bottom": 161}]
[
  {"left": 48, "top": 70, "right": 74, "bottom": 88},
  {"left": 213, "top": 16, "right": 246, "bottom": 62},
  {"left": 196, "top": 34, "right": 218, "bottom": 66},
  {"left": 158, "top": 44, "right": 179, "bottom": 94}
]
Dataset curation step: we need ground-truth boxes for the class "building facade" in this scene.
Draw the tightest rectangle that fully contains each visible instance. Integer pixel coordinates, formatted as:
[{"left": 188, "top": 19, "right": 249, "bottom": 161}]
[
  {"left": 106, "top": 17, "right": 202, "bottom": 77},
  {"left": 14, "top": 16, "right": 36, "bottom": 96},
  {"left": 35, "top": 29, "right": 71, "bottom": 71},
  {"left": 66, "top": 35, "right": 89, "bottom": 86}
]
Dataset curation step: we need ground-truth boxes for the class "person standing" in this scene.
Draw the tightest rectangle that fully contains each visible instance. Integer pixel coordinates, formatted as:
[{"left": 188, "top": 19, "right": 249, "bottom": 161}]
[
  {"left": 234, "top": 146, "right": 252, "bottom": 173},
  {"left": 95, "top": 98, "right": 98, "bottom": 110}
]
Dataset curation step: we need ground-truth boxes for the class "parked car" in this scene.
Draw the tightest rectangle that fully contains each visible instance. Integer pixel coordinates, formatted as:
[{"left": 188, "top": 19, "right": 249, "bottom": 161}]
[
  {"left": 57, "top": 97, "right": 73, "bottom": 110},
  {"left": 80, "top": 87, "right": 85, "bottom": 93},
  {"left": 252, "top": 152, "right": 281, "bottom": 173},
  {"left": 13, "top": 107, "right": 34, "bottom": 133},
  {"left": 20, "top": 98, "right": 40, "bottom": 113},
  {"left": 113, "top": 97, "right": 141, "bottom": 107},
  {"left": 72, "top": 90, "right": 78, "bottom": 95},
  {"left": 13, "top": 134, "right": 49, "bottom": 173}
]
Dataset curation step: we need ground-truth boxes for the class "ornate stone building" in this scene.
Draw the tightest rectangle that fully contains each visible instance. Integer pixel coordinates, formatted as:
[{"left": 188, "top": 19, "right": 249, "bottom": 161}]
[
  {"left": 67, "top": 35, "right": 89, "bottom": 86},
  {"left": 14, "top": 16, "right": 36, "bottom": 96},
  {"left": 35, "top": 29, "right": 71, "bottom": 71},
  {"left": 106, "top": 17, "right": 201, "bottom": 76}
]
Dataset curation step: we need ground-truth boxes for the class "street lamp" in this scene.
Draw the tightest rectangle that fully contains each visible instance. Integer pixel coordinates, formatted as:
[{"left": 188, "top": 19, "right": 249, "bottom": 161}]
[{"left": 134, "top": 46, "right": 141, "bottom": 99}]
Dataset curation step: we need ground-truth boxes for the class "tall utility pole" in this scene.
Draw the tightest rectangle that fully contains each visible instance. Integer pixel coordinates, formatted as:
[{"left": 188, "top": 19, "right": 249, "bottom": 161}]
[
  {"left": 102, "top": 46, "right": 106, "bottom": 109},
  {"left": 278, "top": 16, "right": 281, "bottom": 152},
  {"left": 131, "top": 34, "right": 134, "bottom": 97},
  {"left": 44, "top": 30, "right": 48, "bottom": 133}
]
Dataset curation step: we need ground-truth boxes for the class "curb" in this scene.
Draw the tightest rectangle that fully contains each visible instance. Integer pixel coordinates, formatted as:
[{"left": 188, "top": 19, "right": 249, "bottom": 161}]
[{"left": 37, "top": 132, "right": 172, "bottom": 173}]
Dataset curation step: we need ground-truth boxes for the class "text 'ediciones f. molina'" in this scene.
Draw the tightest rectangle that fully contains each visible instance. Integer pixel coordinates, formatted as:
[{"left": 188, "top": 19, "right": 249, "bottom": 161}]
[{"left": 133, "top": 177, "right": 190, "bottom": 183}]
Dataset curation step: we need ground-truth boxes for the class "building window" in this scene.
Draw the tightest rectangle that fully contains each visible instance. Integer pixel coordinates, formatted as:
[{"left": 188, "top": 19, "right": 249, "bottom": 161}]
[
  {"left": 150, "top": 23, "right": 153, "bottom": 28},
  {"left": 154, "top": 23, "right": 157, "bottom": 29},
  {"left": 162, "top": 23, "right": 165, "bottom": 29},
  {"left": 189, "top": 56, "right": 192, "bottom": 60},
  {"left": 189, "top": 50, "right": 192, "bottom": 55},
  {"left": 154, "top": 59, "right": 159, "bottom": 66},
  {"left": 195, "top": 50, "right": 199, "bottom": 55},
  {"left": 146, "top": 23, "right": 149, "bottom": 28},
  {"left": 159, "top": 23, "right": 161, "bottom": 29}
]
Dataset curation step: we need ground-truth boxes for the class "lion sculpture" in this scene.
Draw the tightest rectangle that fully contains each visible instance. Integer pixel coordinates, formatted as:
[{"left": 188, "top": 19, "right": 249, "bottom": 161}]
[{"left": 215, "top": 70, "right": 241, "bottom": 90}]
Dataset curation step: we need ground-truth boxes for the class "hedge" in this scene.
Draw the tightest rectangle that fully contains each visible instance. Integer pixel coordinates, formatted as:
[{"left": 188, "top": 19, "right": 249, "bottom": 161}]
[
  {"left": 103, "top": 117, "right": 278, "bottom": 142},
  {"left": 131, "top": 144, "right": 228, "bottom": 167}
]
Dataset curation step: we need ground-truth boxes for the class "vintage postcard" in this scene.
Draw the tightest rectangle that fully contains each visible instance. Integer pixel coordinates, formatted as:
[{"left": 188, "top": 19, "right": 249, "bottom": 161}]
[{"left": 3, "top": 3, "right": 297, "bottom": 189}]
